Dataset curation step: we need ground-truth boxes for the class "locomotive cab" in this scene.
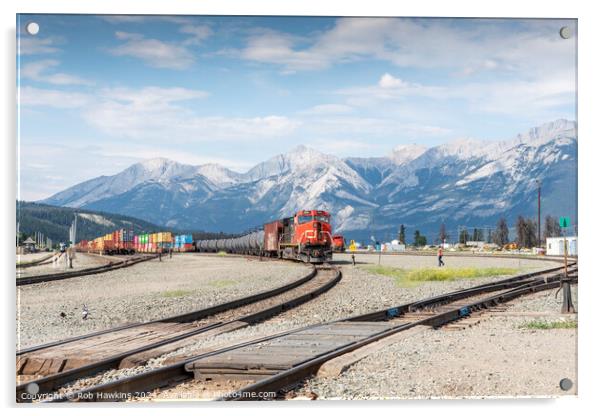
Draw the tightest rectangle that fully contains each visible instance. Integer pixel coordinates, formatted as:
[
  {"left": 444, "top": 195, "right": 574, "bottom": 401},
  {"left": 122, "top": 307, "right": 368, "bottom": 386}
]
[{"left": 292, "top": 210, "right": 333, "bottom": 263}]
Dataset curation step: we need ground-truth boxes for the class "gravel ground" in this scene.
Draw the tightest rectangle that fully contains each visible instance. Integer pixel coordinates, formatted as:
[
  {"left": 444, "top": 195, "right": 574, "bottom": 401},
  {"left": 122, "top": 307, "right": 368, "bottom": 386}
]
[
  {"left": 131, "top": 254, "right": 572, "bottom": 402},
  {"left": 154, "top": 253, "right": 560, "bottom": 364},
  {"left": 16, "top": 252, "right": 110, "bottom": 277},
  {"left": 16, "top": 252, "right": 54, "bottom": 264},
  {"left": 16, "top": 254, "right": 309, "bottom": 349},
  {"left": 339, "top": 252, "right": 562, "bottom": 270},
  {"left": 299, "top": 286, "right": 578, "bottom": 399},
  {"left": 19, "top": 253, "right": 572, "bottom": 400}
]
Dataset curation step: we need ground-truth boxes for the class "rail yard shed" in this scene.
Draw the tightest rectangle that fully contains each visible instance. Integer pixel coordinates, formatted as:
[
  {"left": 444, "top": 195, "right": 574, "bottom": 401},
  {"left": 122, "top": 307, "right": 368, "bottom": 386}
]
[{"left": 546, "top": 236, "right": 578, "bottom": 256}]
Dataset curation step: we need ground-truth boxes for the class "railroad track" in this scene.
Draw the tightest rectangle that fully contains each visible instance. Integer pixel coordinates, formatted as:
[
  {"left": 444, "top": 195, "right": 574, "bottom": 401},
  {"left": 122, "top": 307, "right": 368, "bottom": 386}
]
[
  {"left": 15, "top": 254, "right": 157, "bottom": 286},
  {"left": 16, "top": 264, "right": 341, "bottom": 401},
  {"left": 35, "top": 263, "right": 575, "bottom": 402},
  {"left": 16, "top": 253, "right": 59, "bottom": 269}
]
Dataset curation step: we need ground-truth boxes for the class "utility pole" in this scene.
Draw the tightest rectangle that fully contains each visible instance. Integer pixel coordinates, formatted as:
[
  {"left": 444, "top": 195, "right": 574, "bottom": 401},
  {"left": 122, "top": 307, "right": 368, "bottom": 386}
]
[{"left": 537, "top": 179, "right": 541, "bottom": 248}]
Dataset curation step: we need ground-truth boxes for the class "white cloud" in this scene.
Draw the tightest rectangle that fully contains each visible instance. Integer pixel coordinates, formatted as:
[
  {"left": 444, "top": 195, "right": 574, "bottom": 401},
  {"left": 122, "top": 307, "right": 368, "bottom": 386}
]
[
  {"left": 99, "top": 86, "right": 209, "bottom": 104},
  {"left": 99, "top": 15, "right": 192, "bottom": 25},
  {"left": 19, "top": 86, "right": 90, "bottom": 108},
  {"left": 378, "top": 73, "right": 406, "bottom": 89},
  {"left": 298, "top": 104, "right": 354, "bottom": 115},
  {"left": 302, "top": 116, "right": 451, "bottom": 139},
  {"left": 94, "top": 143, "right": 253, "bottom": 172},
  {"left": 337, "top": 76, "right": 445, "bottom": 106},
  {"left": 18, "top": 37, "right": 60, "bottom": 55},
  {"left": 336, "top": 70, "right": 574, "bottom": 122},
  {"left": 77, "top": 86, "right": 298, "bottom": 141},
  {"left": 21, "top": 60, "right": 93, "bottom": 86},
  {"left": 180, "top": 24, "right": 213, "bottom": 45},
  {"left": 236, "top": 17, "right": 576, "bottom": 78},
  {"left": 109, "top": 31, "right": 194, "bottom": 69}
]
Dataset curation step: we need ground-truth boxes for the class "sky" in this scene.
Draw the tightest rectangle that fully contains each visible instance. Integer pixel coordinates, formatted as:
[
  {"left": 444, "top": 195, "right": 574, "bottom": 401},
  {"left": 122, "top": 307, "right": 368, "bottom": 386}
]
[{"left": 17, "top": 15, "right": 577, "bottom": 200}]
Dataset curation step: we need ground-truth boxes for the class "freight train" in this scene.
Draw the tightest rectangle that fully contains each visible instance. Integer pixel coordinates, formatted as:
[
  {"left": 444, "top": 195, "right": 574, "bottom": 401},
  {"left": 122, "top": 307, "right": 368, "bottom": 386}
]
[{"left": 196, "top": 210, "right": 333, "bottom": 263}]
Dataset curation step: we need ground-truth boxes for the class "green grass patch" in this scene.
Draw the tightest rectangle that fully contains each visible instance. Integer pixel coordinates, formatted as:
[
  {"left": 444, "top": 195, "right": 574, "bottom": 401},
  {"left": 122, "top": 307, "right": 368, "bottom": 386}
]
[
  {"left": 520, "top": 320, "right": 577, "bottom": 330},
  {"left": 363, "top": 265, "right": 518, "bottom": 287},
  {"left": 217, "top": 251, "right": 228, "bottom": 256},
  {"left": 160, "top": 289, "right": 194, "bottom": 298},
  {"left": 208, "top": 279, "right": 238, "bottom": 288}
]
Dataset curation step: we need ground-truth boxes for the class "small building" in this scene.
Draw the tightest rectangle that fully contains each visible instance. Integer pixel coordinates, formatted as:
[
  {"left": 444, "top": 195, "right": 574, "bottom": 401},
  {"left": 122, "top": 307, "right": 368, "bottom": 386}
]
[
  {"left": 22, "top": 237, "right": 36, "bottom": 253},
  {"left": 546, "top": 236, "right": 578, "bottom": 256}
]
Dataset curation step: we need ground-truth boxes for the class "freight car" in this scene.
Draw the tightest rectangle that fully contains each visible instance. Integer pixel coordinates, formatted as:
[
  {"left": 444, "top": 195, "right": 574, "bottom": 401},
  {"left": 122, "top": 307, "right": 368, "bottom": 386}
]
[
  {"left": 195, "top": 209, "right": 333, "bottom": 263},
  {"left": 331, "top": 234, "right": 346, "bottom": 252}
]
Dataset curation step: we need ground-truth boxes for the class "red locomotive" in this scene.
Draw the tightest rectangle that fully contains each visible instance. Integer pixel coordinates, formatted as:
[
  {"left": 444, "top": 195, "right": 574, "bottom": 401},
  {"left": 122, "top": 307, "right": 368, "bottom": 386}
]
[
  {"left": 331, "top": 234, "right": 346, "bottom": 252},
  {"left": 265, "top": 210, "right": 333, "bottom": 263},
  {"left": 196, "top": 209, "right": 333, "bottom": 263}
]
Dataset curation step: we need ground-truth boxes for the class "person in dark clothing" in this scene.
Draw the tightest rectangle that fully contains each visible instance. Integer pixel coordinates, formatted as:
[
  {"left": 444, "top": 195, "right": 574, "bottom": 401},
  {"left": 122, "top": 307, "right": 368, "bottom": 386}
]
[
  {"left": 438, "top": 246, "right": 445, "bottom": 267},
  {"left": 351, "top": 253, "right": 356, "bottom": 266}
]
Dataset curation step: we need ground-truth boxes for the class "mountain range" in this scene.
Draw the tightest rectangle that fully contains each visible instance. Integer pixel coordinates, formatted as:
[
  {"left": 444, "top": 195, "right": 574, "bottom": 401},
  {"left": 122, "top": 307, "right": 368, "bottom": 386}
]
[{"left": 41, "top": 119, "right": 577, "bottom": 242}]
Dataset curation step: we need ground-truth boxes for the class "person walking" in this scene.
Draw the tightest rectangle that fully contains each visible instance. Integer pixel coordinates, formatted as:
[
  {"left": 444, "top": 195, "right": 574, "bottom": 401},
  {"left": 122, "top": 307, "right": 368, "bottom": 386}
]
[
  {"left": 438, "top": 246, "right": 445, "bottom": 267},
  {"left": 351, "top": 253, "right": 356, "bottom": 266}
]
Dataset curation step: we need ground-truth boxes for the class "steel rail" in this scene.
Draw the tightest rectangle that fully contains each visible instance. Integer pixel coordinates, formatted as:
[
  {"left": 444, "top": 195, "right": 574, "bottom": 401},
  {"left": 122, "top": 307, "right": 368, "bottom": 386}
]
[
  {"left": 40, "top": 264, "right": 573, "bottom": 402},
  {"left": 222, "top": 273, "right": 577, "bottom": 401},
  {"left": 37, "top": 267, "right": 341, "bottom": 403},
  {"left": 18, "top": 266, "right": 340, "bottom": 400},
  {"left": 16, "top": 255, "right": 158, "bottom": 286},
  {"left": 16, "top": 253, "right": 57, "bottom": 269},
  {"left": 17, "top": 265, "right": 316, "bottom": 355}
]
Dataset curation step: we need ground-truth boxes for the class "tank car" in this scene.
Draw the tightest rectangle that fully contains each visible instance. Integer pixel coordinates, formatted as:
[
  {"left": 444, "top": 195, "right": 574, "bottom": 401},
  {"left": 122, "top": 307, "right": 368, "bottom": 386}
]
[{"left": 195, "top": 209, "right": 333, "bottom": 263}]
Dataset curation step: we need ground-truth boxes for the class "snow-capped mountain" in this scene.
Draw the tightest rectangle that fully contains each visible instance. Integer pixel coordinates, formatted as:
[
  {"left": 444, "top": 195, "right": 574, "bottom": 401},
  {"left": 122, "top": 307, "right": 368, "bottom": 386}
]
[{"left": 41, "top": 120, "right": 577, "bottom": 240}]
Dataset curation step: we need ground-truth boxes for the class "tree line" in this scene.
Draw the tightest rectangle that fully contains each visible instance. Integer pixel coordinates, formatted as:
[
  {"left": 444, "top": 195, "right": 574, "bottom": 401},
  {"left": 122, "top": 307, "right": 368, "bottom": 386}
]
[{"left": 397, "top": 215, "right": 564, "bottom": 248}]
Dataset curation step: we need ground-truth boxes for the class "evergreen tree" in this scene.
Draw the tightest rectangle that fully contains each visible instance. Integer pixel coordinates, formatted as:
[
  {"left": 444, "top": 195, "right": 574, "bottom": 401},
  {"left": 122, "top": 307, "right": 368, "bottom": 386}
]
[
  {"left": 459, "top": 228, "right": 470, "bottom": 244},
  {"left": 413, "top": 230, "right": 427, "bottom": 247},
  {"left": 493, "top": 217, "right": 509, "bottom": 246},
  {"left": 439, "top": 223, "right": 447, "bottom": 245},
  {"left": 524, "top": 219, "right": 538, "bottom": 248},
  {"left": 516, "top": 216, "right": 527, "bottom": 247},
  {"left": 543, "top": 215, "right": 561, "bottom": 239},
  {"left": 398, "top": 224, "right": 406, "bottom": 244}
]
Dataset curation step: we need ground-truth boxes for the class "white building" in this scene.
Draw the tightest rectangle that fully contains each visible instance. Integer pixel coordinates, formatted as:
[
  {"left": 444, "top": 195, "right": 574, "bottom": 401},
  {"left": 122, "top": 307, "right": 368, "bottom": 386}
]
[
  {"left": 384, "top": 241, "right": 406, "bottom": 252},
  {"left": 546, "top": 236, "right": 578, "bottom": 256}
]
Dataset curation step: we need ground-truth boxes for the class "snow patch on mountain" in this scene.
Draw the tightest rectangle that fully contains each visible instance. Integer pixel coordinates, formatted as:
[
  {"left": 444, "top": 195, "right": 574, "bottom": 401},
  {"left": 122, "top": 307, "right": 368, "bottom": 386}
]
[{"left": 78, "top": 213, "right": 115, "bottom": 227}]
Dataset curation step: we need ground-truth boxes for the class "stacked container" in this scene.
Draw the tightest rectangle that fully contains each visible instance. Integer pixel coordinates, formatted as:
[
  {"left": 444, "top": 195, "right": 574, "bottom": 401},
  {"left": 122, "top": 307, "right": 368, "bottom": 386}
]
[
  {"left": 103, "top": 232, "right": 115, "bottom": 253},
  {"left": 173, "top": 234, "right": 193, "bottom": 252},
  {"left": 181, "top": 234, "right": 193, "bottom": 252},
  {"left": 156, "top": 232, "right": 172, "bottom": 252}
]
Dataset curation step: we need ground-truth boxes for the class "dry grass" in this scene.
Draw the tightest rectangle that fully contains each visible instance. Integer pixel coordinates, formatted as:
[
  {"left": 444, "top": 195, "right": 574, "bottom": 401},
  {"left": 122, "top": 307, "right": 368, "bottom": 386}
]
[
  {"left": 363, "top": 265, "right": 518, "bottom": 287},
  {"left": 519, "top": 319, "right": 577, "bottom": 330}
]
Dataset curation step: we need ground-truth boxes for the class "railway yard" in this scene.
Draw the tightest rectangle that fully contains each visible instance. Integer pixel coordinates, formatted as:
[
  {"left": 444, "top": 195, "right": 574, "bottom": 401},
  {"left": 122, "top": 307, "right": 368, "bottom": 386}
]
[{"left": 15, "top": 251, "right": 577, "bottom": 401}]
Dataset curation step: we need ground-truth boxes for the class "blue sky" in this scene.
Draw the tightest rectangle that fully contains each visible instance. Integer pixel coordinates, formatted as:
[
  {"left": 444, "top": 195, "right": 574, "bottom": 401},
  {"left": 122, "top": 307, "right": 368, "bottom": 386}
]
[{"left": 17, "top": 15, "right": 576, "bottom": 200}]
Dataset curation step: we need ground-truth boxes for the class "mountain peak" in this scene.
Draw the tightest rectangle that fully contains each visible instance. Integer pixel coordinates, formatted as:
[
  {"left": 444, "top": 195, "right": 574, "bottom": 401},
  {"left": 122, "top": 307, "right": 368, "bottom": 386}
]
[
  {"left": 515, "top": 119, "right": 576, "bottom": 146},
  {"left": 137, "top": 157, "right": 178, "bottom": 170},
  {"left": 390, "top": 144, "right": 428, "bottom": 165}
]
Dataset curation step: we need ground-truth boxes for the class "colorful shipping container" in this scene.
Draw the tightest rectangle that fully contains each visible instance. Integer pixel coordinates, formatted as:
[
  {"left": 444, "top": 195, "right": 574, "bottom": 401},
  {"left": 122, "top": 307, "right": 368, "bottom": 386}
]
[{"left": 76, "top": 229, "right": 196, "bottom": 254}]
